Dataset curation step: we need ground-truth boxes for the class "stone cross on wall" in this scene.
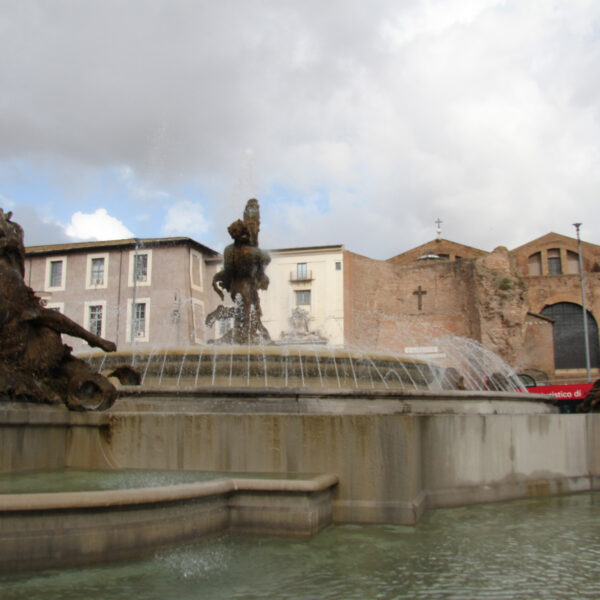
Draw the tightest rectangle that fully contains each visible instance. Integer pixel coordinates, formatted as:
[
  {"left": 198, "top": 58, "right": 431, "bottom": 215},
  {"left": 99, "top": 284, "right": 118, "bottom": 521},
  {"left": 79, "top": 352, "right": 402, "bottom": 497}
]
[{"left": 413, "top": 285, "right": 427, "bottom": 311}]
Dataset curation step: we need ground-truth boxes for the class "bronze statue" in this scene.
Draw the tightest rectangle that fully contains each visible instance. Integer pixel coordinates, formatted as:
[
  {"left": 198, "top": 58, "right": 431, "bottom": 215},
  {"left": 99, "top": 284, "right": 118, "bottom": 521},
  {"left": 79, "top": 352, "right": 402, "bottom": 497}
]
[
  {"left": 0, "top": 208, "right": 118, "bottom": 410},
  {"left": 206, "top": 199, "right": 271, "bottom": 344}
]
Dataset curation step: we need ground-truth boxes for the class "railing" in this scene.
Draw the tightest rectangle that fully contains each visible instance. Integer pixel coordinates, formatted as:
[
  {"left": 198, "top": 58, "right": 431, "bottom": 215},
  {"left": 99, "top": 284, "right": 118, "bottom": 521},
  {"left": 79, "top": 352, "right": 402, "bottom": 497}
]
[{"left": 289, "top": 270, "right": 313, "bottom": 282}]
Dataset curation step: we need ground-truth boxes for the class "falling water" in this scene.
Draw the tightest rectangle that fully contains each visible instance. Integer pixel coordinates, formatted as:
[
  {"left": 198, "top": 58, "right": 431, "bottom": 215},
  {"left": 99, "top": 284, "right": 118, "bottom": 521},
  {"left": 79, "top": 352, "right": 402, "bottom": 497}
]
[
  {"left": 176, "top": 351, "right": 187, "bottom": 387},
  {"left": 194, "top": 347, "right": 204, "bottom": 386},
  {"left": 314, "top": 349, "right": 324, "bottom": 387},
  {"left": 262, "top": 346, "right": 268, "bottom": 387},
  {"left": 211, "top": 346, "right": 217, "bottom": 386},
  {"left": 83, "top": 309, "right": 522, "bottom": 392},
  {"left": 158, "top": 349, "right": 169, "bottom": 386},
  {"left": 297, "top": 348, "right": 305, "bottom": 387},
  {"left": 347, "top": 351, "right": 358, "bottom": 388},
  {"left": 328, "top": 347, "right": 341, "bottom": 388}
]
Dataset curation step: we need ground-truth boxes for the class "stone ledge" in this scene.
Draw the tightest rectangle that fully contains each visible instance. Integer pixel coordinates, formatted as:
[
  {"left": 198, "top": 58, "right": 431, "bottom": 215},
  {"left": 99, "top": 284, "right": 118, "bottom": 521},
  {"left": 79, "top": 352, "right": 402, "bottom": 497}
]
[
  {"left": 0, "top": 473, "right": 338, "bottom": 572},
  {"left": 424, "top": 476, "right": 594, "bottom": 509},
  {"left": 0, "top": 474, "right": 338, "bottom": 511}
]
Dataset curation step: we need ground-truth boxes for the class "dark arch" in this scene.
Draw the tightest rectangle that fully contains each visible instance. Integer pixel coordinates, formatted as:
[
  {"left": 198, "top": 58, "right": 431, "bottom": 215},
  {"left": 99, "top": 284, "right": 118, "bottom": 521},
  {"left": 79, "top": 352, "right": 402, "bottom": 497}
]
[{"left": 541, "top": 302, "right": 600, "bottom": 369}]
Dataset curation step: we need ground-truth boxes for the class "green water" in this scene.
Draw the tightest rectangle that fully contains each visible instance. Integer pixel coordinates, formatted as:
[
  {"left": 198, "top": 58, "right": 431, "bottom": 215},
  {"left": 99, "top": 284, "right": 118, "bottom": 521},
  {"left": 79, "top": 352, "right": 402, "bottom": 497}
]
[
  {"left": 1, "top": 492, "right": 599, "bottom": 599},
  {"left": 0, "top": 469, "right": 306, "bottom": 494},
  {"left": 0, "top": 469, "right": 222, "bottom": 493}
]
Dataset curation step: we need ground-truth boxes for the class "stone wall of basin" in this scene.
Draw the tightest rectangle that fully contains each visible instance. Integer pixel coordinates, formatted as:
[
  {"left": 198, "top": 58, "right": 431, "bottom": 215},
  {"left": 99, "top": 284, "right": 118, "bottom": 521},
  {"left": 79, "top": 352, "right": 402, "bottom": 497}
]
[
  {"left": 1, "top": 390, "right": 599, "bottom": 526},
  {"left": 0, "top": 475, "right": 337, "bottom": 572}
]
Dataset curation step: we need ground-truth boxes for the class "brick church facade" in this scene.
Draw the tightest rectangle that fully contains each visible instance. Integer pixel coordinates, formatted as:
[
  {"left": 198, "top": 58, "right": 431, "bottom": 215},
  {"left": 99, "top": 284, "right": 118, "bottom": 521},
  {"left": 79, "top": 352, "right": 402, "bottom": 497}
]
[{"left": 343, "top": 233, "right": 600, "bottom": 383}]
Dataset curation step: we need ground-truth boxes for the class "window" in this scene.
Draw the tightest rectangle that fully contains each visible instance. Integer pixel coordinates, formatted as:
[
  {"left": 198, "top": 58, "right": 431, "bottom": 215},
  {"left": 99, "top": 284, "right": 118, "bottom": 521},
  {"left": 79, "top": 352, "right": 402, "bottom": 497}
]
[
  {"left": 128, "top": 298, "right": 150, "bottom": 342},
  {"left": 134, "top": 254, "right": 148, "bottom": 282},
  {"left": 88, "top": 305, "right": 103, "bottom": 337},
  {"left": 297, "top": 263, "right": 307, "bottom": 280},
  {"left": 86, "top": 253, "right": 109, "bottom": 289},
  {"left": 50, "top": 261, "right": 63, "bottom": 287},
  {"left": 219, "top": 318, "right": 233, "bottom": 336},
  {"left": 133, "top": 302, "right": 146, "bottom": 338},
  {"left": 44, "top": 302, "right": 64, "bottom": 313},
  {"left": 567, "top": 251, "right": 579, "bottom": 275},
  {"left": 191, "top": 299, "right": 205, "bottom": 343},
  {"left": 90, "top": 259, "right": 104, "bottom": 285},
  {"left": 295, "top": 290, "right": 311, "bottom": 306},
  {"left": 45, "top": 256, "right": 67, "bottom": 291},
  {"left": 190, "top": 250, "right": 203, "bottom": 291},
  {"left": 547, "top": 248, "right": 562, "bottom": 275},
  {"left": 83, "top": 301, "right": 106, "bottom": 338},
  {"left": 128, "top": 250, "right": 152, "bottom": 287},
  {"left": 335, "top": 261, "right": 342, "bottom": 271},
  {"left": 528, "top": 252, "right": 542, "bottom": 276}
]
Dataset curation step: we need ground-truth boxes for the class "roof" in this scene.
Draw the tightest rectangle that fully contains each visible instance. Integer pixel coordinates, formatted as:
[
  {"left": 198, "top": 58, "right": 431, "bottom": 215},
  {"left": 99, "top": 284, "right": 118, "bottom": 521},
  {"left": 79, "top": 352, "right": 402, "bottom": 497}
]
[
  {"left": 269, "top": 244, "right": 344, "bottom": 254},
  {"left": 25, "top": 236, "right": 219, "bottom": 258},
  {"left": 387, "top": 238, "right": 488, "bottom": 264}
]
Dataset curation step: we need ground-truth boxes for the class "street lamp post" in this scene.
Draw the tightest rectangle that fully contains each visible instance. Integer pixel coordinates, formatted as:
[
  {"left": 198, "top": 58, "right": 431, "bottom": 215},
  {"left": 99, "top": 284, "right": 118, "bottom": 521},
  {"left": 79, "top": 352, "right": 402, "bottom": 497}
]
[{"left": 573, "top": 223, "right": 592, "bottom": 383}]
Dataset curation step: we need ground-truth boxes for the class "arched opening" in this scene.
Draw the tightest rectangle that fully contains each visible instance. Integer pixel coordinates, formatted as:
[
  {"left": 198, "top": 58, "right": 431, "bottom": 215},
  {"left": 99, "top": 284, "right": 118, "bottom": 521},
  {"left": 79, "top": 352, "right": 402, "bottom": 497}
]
[{"left": 541, "top": 302, "right": 600, "bottom": 369}]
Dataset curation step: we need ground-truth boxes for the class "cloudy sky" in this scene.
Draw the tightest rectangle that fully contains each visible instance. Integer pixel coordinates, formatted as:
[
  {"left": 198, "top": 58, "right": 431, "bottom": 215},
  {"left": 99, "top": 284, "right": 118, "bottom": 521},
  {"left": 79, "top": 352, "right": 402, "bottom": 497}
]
[{"left": 1, "top": 0, "right": 599, "bottom": 258}]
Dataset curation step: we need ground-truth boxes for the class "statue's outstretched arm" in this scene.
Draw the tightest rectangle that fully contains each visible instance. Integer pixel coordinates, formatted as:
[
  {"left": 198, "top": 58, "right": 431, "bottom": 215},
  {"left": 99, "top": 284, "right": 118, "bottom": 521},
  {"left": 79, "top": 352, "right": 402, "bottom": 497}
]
[
  {"left": 35, "top": 308, "right": 116, "bottom": 352},
  {"left": 212, "top": 270, "right": 225, "bottom": 301}
]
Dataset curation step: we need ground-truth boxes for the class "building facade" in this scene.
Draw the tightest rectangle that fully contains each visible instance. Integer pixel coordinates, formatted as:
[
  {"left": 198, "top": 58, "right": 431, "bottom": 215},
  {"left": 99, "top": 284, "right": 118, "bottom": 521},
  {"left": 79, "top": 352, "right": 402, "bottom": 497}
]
[
  {"left": 24, "top": 237, "right": 220, "bottom": 354},
  {"left": 260, "top": 245, "right": 345, "bottom": 346},
  {"left": 343, "top": 233, "right": 600, "bottom": 381},
  {"left": 511, "top": 232, "right": 600, "bottom": 378}
]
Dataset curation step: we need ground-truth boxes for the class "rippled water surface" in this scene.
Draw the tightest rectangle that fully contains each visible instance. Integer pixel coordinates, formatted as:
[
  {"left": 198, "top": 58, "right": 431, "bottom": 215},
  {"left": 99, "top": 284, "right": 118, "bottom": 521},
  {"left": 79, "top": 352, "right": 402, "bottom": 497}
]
[
  {"left": 0, "top": 469, "right": 222, "bottom": 493},
  {"left": 0, "top": 469, "right": 305, "bottom": 494},
  {"left": 1, "top": 493, "right": 599, "bottom": 599}
]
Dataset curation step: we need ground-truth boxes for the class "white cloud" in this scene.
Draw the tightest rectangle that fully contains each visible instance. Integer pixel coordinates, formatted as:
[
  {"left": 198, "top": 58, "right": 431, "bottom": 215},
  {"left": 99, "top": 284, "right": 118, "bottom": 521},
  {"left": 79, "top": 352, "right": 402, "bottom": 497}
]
[
  {"left": 65, "top": 209, "right": 133, "bottom": 241},
  {"left": 162, "top": 201, "right": 210, "bottom": 238}
]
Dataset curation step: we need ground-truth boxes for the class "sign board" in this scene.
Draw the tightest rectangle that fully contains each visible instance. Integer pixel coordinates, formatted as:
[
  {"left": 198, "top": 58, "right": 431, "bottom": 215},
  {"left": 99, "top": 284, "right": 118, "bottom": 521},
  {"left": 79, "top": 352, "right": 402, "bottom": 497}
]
[
  {"left": 404, "top": 346, "right": 439, "bottom": 354},
  {"left": 528, "top": 383, "right": 593, "bottom": 401}
]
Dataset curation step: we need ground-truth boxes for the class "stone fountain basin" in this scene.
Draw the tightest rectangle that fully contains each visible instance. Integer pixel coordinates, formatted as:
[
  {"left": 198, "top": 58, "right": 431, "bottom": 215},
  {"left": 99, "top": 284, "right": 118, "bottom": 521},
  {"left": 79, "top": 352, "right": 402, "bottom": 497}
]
[
  {"left": 84, "top": 345, "right": 444, "bottom": 390},
  {"left": 3, "top": 387, "right": 598, "bottom": 575},
  {"left": 0, "top": 472, "right": 338, "bottom": 572}
]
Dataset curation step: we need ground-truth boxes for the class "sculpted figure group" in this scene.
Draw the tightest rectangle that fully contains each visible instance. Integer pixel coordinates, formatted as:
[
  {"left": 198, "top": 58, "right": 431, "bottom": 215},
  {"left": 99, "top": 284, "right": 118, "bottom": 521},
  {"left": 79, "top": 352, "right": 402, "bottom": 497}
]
[
  {"left": 0, "top": 208, "right": 118, "bottom": 410},
  {"left": 206, "top": 198, "right": 272, "bottom": 344}
]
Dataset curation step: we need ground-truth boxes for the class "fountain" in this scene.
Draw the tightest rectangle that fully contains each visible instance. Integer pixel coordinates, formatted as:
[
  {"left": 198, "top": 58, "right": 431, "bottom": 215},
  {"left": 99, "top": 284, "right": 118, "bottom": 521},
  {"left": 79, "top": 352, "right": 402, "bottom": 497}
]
[
  {"left": 1, "top": 201, "right": 599, "bottom": 576},
  {"left": 87, "top": 199, "right": 518, "bottom": 393},
  {"left": 0, "top": 208, "right": 126, "bottom": 411}
]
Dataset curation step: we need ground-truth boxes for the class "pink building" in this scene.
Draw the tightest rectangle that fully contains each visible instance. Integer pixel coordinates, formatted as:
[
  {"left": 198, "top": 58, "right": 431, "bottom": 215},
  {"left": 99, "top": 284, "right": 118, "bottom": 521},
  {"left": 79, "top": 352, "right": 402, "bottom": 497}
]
[{"left": 24, "top": 237, "right": 220, "bottom": 354}]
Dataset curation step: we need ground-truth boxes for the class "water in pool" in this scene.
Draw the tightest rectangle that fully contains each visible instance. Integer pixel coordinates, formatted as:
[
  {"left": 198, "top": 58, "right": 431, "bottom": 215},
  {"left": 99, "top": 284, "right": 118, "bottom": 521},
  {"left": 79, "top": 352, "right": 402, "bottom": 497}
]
[
  {"left": 1, "top": 492, "right": 599, "bottom": 599},
  {"left": 0, "top": 468, "right": 301, "bottom": 494}
]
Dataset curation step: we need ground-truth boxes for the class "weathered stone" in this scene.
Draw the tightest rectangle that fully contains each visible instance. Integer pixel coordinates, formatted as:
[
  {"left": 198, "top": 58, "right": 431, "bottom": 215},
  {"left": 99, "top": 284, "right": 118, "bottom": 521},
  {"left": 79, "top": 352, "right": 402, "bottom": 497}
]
[
  {"left": 0, "top": 208, "right": 118, "bottom": 410},
  {"left": 206, "top": 199, "right": 272, "bottom": 344}
]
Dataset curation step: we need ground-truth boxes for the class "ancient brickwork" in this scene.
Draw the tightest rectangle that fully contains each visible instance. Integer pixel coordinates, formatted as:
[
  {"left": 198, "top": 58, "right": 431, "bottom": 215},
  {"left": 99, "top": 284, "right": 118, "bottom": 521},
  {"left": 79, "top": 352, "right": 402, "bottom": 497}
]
[{"left": 344, "top": 247, "right": 529, "bottom": 368}]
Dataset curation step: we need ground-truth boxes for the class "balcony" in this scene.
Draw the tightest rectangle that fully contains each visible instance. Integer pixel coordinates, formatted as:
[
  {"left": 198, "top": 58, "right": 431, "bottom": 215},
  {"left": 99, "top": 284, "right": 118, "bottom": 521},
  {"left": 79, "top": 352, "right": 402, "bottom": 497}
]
[{"left": 290, "top": 270, "right": 313, "bottom": 283}]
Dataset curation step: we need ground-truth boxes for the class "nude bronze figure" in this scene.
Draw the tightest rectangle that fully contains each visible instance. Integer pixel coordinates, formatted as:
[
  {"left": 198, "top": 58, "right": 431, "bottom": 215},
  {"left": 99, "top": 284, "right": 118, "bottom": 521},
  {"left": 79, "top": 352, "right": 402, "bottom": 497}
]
[{"left": 0, "top": 208, "right": 118, "bottom": 410}]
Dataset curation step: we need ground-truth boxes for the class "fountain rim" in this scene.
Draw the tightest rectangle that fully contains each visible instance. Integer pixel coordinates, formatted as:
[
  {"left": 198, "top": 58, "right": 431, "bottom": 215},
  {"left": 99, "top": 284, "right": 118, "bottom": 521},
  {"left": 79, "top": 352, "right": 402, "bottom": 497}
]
[
  {"left": 115, "top": 384, "right": 544, "bottom": 401},
  {"left": 0, "top": 473, "right": 339, "bottom": 510},
  {"left": 79, "top": 345, "right": 437, "bottom": 365}
]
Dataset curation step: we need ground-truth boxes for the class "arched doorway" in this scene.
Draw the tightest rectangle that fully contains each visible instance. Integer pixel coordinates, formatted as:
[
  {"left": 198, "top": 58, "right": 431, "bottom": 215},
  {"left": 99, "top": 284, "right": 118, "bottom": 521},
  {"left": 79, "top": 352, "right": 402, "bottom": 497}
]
[{"left": 541, "top": 302, "right": 600, "bottom": 369}]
